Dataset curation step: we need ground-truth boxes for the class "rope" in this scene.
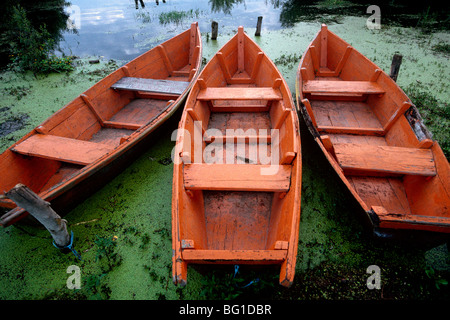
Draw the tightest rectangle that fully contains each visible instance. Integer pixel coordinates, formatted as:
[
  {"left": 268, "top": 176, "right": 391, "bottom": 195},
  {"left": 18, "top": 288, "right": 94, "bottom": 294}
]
[
  {"left": 53, "top": 230, "right": 82, "bottom": 261},
  {"left": 233, "top": 265, "right": 259, "bottom": 288}
]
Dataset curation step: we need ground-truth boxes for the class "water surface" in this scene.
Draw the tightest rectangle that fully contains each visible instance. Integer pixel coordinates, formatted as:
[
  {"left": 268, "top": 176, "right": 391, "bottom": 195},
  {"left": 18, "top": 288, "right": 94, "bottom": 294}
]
[{"left": 60, "top": 0, "right": 286, "bottom": 62}]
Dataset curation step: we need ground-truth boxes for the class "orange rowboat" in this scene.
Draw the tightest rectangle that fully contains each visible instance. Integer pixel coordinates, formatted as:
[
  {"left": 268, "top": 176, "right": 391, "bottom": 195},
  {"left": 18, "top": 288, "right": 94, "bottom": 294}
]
[
  {"left": 172, "top": 27, "right": 301, "bottom": 287},
  {"left": 0, "top": 23, "right": 202, "bottom": 226},
  {"left": 296, "top": 24, "right": 450, "bottom": 234}
]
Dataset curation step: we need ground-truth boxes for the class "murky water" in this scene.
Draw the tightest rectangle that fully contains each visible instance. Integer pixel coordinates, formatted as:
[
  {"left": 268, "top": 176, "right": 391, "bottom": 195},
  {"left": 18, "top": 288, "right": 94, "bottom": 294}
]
[
  {"left": 60, "top": 0, "right": 286, "bottom": 62},
  {"left": 3, "top": 0, "right": 446, "bottom": 64}
]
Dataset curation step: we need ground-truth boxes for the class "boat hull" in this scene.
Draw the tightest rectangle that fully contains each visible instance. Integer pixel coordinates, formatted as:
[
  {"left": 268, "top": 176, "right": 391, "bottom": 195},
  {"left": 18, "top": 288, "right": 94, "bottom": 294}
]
[
  {"left": 296, "top": 24, "right": 450, "bottom": 234},
  {"left": 172, "top": 27, "right": 302, "bottom": 287},
  {"left": 0, "top": 23, "right": 202, "bottom": 226}
]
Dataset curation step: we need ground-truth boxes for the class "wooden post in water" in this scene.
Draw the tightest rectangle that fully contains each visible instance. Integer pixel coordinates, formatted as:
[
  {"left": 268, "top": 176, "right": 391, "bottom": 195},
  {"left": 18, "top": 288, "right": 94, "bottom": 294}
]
[
  {"left": 135, "top": 0, "right": 145, "bottom": 9},
  {"left": 255, "top": 16, "right": 263, "bottom": 36},
  {"left": 389, "top": 53, "right": 403, "bottom": 82},
  {"left": 5, "top": 184, "right": 70, "bottom": 248},
  {"left": 211, "top": 21, "right": 218, "bottom": 40}
]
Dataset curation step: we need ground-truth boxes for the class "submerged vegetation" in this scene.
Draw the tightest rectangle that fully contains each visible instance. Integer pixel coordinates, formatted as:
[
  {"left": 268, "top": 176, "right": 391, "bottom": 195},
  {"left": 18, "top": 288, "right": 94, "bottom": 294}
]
[
  {"left": 273, "top": 53, "right": 302, "bottom": 67},
  {"left": 432, "top": 42, "right": 450, "bottom": 55},
  {"left": 159, "top": 9, "right": 203, "bottom": 26}
]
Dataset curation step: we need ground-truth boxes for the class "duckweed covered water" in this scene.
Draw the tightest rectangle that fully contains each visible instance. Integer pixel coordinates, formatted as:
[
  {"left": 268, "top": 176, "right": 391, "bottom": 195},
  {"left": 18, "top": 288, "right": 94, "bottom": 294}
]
[{"left": 0, "top": 16, "right": 449, "bottom": 300}]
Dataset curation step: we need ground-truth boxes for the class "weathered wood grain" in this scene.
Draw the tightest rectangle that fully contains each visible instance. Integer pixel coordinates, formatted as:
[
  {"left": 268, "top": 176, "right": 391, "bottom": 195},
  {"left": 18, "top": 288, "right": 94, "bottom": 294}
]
[
  {"left": 334, "top": 143, "right": 436, "bottom": 176},
  {"left": 197, "top": 87, "right": 282, "bottom": 101},
  {"left": 111, "top": 77, "right": 189, "bottom": 95},
  {"left": 183, "top": 164, "right": 291, "bottom": 192},
  {"left": 12, "top": 134, "right": 114, "bottom": 165},
  {"left": 303, "top": 80, "right": 385, "bottom": 95}
]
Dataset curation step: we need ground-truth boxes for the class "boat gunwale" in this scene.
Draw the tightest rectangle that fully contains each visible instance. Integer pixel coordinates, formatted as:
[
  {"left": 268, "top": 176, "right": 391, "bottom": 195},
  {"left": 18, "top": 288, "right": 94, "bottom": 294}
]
[
  {"left": 0, "top": 23, "right": 203, "bottom": 226},
  {"left": 295, "top": 24, "right": 450, "bottom": 234},
  {"left": 172, "top": 27, "right": 302, "bottom": 287}
]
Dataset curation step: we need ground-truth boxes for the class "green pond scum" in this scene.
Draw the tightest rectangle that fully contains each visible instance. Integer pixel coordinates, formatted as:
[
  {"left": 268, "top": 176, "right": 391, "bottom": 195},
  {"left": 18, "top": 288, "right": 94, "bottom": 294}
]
[{"left": 0, "top": 14, "right": 449, "bottom": 301}]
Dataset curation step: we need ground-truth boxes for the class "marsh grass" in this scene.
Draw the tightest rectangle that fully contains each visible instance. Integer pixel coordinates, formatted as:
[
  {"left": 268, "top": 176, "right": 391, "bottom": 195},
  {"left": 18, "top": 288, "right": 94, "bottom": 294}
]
[{"left": 159, "top": 9, "right": 202, "bottom": 26}]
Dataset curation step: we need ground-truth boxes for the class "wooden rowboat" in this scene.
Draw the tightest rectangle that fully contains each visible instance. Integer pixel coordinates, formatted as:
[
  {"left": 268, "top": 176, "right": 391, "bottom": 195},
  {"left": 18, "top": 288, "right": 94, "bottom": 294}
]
[
  {"left": 296, "top": 24, "right": 450, "bottom": 234},
  {"left": 0, "top": 22, "right": 202, "bottom": 226},
  {"left": 172, "top": 27, "right": 301, "bottom": 287}
]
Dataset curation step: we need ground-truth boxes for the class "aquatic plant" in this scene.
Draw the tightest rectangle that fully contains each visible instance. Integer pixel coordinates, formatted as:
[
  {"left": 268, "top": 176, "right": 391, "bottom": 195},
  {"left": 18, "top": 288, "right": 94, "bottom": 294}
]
[
  {"left": 425, "top": 266, "right": 449, "bottom": 290},
  {"left": 158, "top": 9, "right": 202, "bottom": 26},
  {"left": 8, "top": 5, "right": 74, "bottom": 74},
  {"left": 404, "top": 82, "right": 450, "bottom": 159},
  {"left": 83, "top": 273, "right": 113, "bottom": 300},
  {"left": 432, "top": 42, "right": 450, "bottom": 55},
  {"left": 199, "top": 266, "right": 276, "bottom": 300},
  {"left": 2, "top": 85, "right": 32, "bottom": 100},
  {"left": 94, "top": 235, "right": 123, "bottom": 272},
  {"left": 273, "top": 53, "right": 302, "bottom": 67}
]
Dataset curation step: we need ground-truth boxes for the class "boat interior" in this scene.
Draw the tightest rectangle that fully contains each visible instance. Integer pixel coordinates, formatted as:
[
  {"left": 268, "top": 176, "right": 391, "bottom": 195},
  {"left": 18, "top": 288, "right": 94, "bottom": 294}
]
[
  {"left": 0, "top": 25, "right": 201, "bottom": 210},
  {"left": 298, "top": 25, "right": 449, "bottom": 230},
  {"left": 175, "top": 27, "right": 300, "bottom": 259}
]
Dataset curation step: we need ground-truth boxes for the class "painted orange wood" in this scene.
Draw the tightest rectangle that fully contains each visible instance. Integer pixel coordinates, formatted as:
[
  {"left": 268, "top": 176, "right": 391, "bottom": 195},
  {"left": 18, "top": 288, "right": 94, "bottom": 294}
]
[
  {"left": 172, "top": 26, "right": 302, "bottom": 288},
  {"left": 197, "top": 87, "right": 282, "bottom": 101},
  {"left": 320, "top": 24, "right": 327, "bottom": 67},
  {"left": 103, "top": 121, "right": 142, "bottom": 130},
  {"left": 0, "top": 22, "right": 202, "bottom": 227},
  {"left": 334, "top": 143, "right": 436, "bottom": 176},
  {"left": 183, "top": 164, "right": 291, "bottom": 192},
  {"left": 318, "top": 126, "right": 385, "bottom": 136},
  {"left": 182, "top": 249, "right": 287, "bottom": 263},
  {"left": 296, "top": 24, "right": 450, "bottom": 233},
  {"left": 311, "top": 100, "right": 384, "bottom": 129},
  {"left": 237, "top": 26, "right": 245, "bottom": 72},
  {"left": 375, "top": 207, "right": 450, "bottom": 231},
  {"left": 303, "top": 80, "right": 385, "bottom": 95},
  {"left": 12, "top": 134, "right": 114, "bottom": 165}
]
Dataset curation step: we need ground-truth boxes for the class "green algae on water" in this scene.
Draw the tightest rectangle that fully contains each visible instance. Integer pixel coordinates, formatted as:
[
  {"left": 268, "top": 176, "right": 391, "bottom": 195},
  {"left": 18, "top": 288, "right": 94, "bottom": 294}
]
[{"left": 0, "top": 16, "right": 449, "bottom": 300}]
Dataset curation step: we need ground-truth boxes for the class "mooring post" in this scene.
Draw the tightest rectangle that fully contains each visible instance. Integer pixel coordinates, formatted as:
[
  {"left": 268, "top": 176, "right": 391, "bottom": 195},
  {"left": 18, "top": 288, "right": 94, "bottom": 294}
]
[
  {"left": 211, "top": 21, "right": 218, "bottom": 40},
  {"left": 5, "top": 184, "right": 70, "bottom": 248},
  {"left": 389, "top": 53, "right": 403, "bottom": 82},
  {"left": 255, "top": 16, "right": 263, "bottom": 36},
  {"left": 135, "top": 0, "right": 145, "bottom": 9}
]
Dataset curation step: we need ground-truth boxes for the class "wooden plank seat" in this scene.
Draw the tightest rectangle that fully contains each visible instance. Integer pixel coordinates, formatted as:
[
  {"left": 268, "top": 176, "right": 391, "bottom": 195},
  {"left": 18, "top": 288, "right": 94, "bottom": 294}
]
[
  {"left": 183, "top": 163, "right": 291, "bottom": 192},
  {"left": 111, "top": 77, "right": 189, "bottom": 95},
  {"left": 12, "top": 134, "right": 114, "bottom": 166},
  {"left": 182, "top": 249, "right": 287, "bottom": 263},
  {"left": 197, "top": 87, "right": 282, "bottom": 101},
  {"left": 303, "top": 80, "right": 385, "bottom": 95},
  {"left": 333, "top": 143, "right": 436, "bottom": 177},
  {"left": 317, "top": 126, "right": 385, "bottom": 136}
]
